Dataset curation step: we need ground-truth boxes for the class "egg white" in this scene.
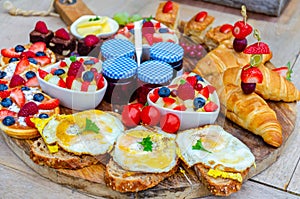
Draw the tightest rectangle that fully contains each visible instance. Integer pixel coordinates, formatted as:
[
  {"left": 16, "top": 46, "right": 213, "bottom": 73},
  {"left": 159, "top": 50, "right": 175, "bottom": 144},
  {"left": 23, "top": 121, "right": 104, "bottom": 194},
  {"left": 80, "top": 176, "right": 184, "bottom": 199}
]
[
  {"left": 113, "top": 126, "right": 177, "bottom": 173},
  {"left": 176, "top": 125, "right": 255, "bottom": 172}
]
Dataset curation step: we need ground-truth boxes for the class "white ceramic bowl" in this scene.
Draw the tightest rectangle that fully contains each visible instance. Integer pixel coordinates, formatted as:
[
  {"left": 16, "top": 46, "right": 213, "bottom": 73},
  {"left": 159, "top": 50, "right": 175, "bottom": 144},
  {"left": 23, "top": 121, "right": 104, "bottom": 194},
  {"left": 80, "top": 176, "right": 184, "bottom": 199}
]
[
  {"left": 70, "top": 15, "right": 119, "bottom": 39},
  {"left": 37, "top": 57, "right": 107, "bottom": 111},
  {"left": 147, "top": 83, "right": 220, "bottom": 131}
]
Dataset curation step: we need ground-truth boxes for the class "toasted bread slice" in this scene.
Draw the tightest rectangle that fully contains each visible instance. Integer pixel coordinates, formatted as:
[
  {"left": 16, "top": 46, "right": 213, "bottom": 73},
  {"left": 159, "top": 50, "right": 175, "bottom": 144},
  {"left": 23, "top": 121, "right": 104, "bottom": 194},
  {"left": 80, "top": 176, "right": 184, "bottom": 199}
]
[
  {"left": 30, "top": 137, "right": 99, "bottom": 169},
  {"left": 194, "top": 164, "right": 249, "bottom": 196},
  {"left": 105, "top": 158, "right": 179, "bottom": 193}
]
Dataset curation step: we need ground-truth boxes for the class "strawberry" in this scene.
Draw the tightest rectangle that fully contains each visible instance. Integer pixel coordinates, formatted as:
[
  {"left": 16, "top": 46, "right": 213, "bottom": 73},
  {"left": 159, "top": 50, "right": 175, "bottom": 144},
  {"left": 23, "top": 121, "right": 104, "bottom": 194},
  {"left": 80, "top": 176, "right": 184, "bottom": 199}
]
[
  {"left": 149, "top": 88, "right": 159, "bottom": 103},
  {"left": 0, "top": 110, "right": 17, "bottom": 120},
  {"left": 25, "top": 76, "right": 39, "bottom": 87},
  {"left": 153, "top": 34, "right": 163, "bottom": 43},
  {"left": 14, "top": 59, "right": 30, "bottom": 75},
  {"left": 1, "top": 48, "right": 20, "bottom": 58},
  {"left": 220, "top": 24, "right": 233, "bottom": 33},
  {"left": 0, "top": 90, "right": 11, "bottom": 99},
  {"left": 34, "top": 21, "right": 49, "bottom": 34},
  {"left": 66, "top": 75, "right": 75, "bottom": 89},
  {"left": 154, "top": 21, "right": 161, "bottom": 29},
  {"left": 163, "top": 97, "right": 176, "bottom": 106},
  {"left": 55, "top": 28, "right": 70, "bottom": 40},
  {"left": 84, "top": 35, "right": 100, "bottom": 47},
  {"left": 195, "top": 11, "right": 207, "bottom": 22},
  {"left": 177, "top": 82, "right": 195, "bottom": 100},
  {"left": 117, "top": 28, "right": 131, "bottom": 38},
  {"left": 173, "top": 104, "right": 187, "bottom": 111},
  {"left": 143, "top": 34, "right": 154, "bottom": 45},
  {"left": 34, "top": 56, "right": 51, "bottom": 66},
  {"left": 28, "top": 42, "right": 47, "bottom": 53},
  {"left": 241, "top": 65, "right": 263, "bottom": 83},
  {"left": 38, "top": 98, "right": 60, "bottom": 110},
  {"left": 204, "top": 101, "right": 218, "bottom": 112},
  {"left": 9, "top": 74, "right": 26, "bottom": 88},
  {"left": 25, "top": 116, "right": 36, "bottom": 128},
  {"left": 18, "top": 102, "right": 38, "bottom": 117},
  {"left": 272, "top": 63, "right": 292, "bottom": 81},
  {"left": 20, "top": 51, "right": 36, "bottom": 59},
  {"left": 243, "top": 42, "right": 271, "bottom": 54},
  {"left": 125, "top": 23, "right": 135, "bottom": 30},
  {"left": 38, "top": 69, "right": 49, "bottom": 79},
  {"left": 68, "top": 61, "right": 84, "bottom": 77},
  {"left": 186, "top": 76, "right": 197, "bottom": 87},
  {"left": 81, "top": 81, "right": 90, "bottom": 91},
  {"left": 206, "top": 85, "right": 216, "bottom": 94},
  {"left": 59, "top": 61, "right": 67, "bottom": 67},
  {"left": 142, "top": 20, "right": 155, "bottom": 36},
  {"left": 10, "top": 88, "right": 25, "bottom": 107},
  {"left": 95, "top": 73, "right": 105, "bottom": 89},
  {"left": 57, "top": 78, "right": 67, "bottom": 88},
  {"left": 232, "top": 21, "right": 253, "bottom": 39},
  {"left": 0, "top": 80, "right": 8, "bottom": 84},
  {"left": 163, "top": 1, "right": 173, "bottom": 13},
  {"left": 199, "top": 86, "right": 209, "bottom": 99}
]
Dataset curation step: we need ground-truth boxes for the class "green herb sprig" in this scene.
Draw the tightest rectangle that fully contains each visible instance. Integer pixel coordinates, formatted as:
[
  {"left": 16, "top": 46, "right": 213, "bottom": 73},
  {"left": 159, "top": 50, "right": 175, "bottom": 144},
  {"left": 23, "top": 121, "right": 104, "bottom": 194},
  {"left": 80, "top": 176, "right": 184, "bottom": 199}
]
[
  {"left": 192, "top": 138, "right": 212, "bottom": 153},
  {"left": 84, "top": 118, "right": 100, "bottom": 134},
  {"left": 138, "top": 136, "right": 153, "bottom": 152}
]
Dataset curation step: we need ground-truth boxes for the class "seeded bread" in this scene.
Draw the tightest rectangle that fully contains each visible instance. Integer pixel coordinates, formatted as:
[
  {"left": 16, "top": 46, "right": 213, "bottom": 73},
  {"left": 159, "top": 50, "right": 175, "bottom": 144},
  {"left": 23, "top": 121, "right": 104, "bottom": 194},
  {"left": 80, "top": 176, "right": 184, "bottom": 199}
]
[
  {"left": 194, "top": 163, "right": 250, "bottom": 196},
  {"left": 30, "top": 137, "right": 99, "bottom": 169},
  {"left": 105, "top": 158, "right": 179, "bottom": 193}
]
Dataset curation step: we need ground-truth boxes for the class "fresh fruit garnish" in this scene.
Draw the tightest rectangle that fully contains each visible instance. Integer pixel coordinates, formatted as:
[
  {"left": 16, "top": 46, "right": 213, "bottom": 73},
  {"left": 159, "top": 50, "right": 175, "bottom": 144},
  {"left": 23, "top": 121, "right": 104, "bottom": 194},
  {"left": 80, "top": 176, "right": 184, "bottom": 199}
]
[
  {"left": 10, "top": 87, "right": 25, "bottom": 107},
  {"left": 163, "top": 97, "right": 176, "bottom": 106},
  {"left": 18, "top": 101, "right": 39, "bottom": 117},
  {"left": 9, "top": 74, "right": 26, "bottom": 88},
  {"left": 204, "top": 101, "right": 218, "bottom": 112},
  {"left": 149, "top": 88, "right": 159, "bottom": 103},
  {"left": 38, "top": 98, "right": 60, "bottom": 110},
  {"left": 122, "top": 104, "right": 141, "bottom": 127},
  {"left": 241, "top": 82, "right": 256, "bottom": 94},
  {"left": 207, "top": 85, "right": 216, "bottom": 93},
  {"left": 38, "top": 69, "right": 49, "bottom": 79},
  {"left": 25, "top": 76, "right": 39, "bottom": 87},
  {"left": 243, "top": 41, "right": 270, "bottom": 54},
  {"left": 195, "top": 11, "right": 208, "bottom": 22},
  {"left": 143, "top": 34, "right": 154, "bottom": 45},
  {"left": 25, "top": 116, "right": 36, "bottom": 128},
  {"left": 0, "top": 90, "right": 11, "bottom": 99},
  {"left": 34, "top": 21, "right": 49, "bottom": 34},
  {"left": 186, "top": 76, "right": 197, "bottom": 87},
  {"left": 220, "top": 24, "right": 233, "bottom": 33},
  {"left": 141, "top": 105, "right": 161, "bottom": 126},
  {"left": 0, "top": 110, "right": 16, "bottom": 120},
  {"left": 68, "top": 60, "right": 84, "bottom": 77},
  {"left": 84, "top": 35, "right": 100, "bottom": 47},
  {"left": 177, "top": 82, "right": 195, "bottom": 100},
  {"left": 193, "top": 97, "right": 206, "bottom": 109},
  {"left": 2, "top": 116, "right": 15, "bottom": 126},
  {"left": 173, "top": 104, "right": 187, "bottom": 111},
  {"left": 272, "top": 62, "right": 292, "bottom": 81},
  {"left": 163, "top": 1, "right": 173, "bottom": 13},
  {"left": 160, "top": 113, "right": 180, "bottom": 134},
  {"left": 142, "top": 18, "right": 155, "bottom": 36},
  {"left": 14, "top": 58, "right": 30, "bottom": 75},
  {"left": 241, "top": 65, "right": 263, "bottom": 83},
  {"left": 199, "top": 86, "right": 209, "bottom": 99},
  {"left": 232, "top": 21, "right": 252, "bottom": 39},
  {"left": 14, "top": 45, "right": 25, "bottom": 53},
  {"left": 158, "top": 87, "right": 171, "bottom": 97},
  {"left": 34, "top": 56, "right": 51, "bottom": 66},
  {"left": 80, "top": 81, "right": 90, "bottom": 91},
  {"left": 28, "top": 42, "right": 46, "bottom": 53},
  {"left": 55, "top": 28, "right": 70, "bottom": 40},
  {"left": 233, "top": 38, "right": 247, "bottom": 52},
  {"left": 1, "top": 48, "right": 20, "bottom": 58}
]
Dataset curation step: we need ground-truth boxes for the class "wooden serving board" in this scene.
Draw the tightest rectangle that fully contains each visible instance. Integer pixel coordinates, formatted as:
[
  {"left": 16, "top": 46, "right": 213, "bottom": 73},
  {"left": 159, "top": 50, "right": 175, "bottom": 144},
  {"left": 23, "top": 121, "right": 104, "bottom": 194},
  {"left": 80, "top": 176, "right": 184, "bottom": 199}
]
[{"left": 0, "top": 38, "right": 297, "bottom": 198}]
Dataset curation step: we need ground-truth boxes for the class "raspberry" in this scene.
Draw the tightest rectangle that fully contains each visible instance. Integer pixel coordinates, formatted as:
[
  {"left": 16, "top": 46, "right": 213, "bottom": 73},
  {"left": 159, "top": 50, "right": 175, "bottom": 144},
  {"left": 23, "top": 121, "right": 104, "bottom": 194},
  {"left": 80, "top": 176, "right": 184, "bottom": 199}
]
[
  {"left": 67, "top": 61, "right": 84, "bottom": 77},
  {"left": 34, "top": 21, "right": 49, "bottom": 34},
  {"left": 177, "top": 82, "right": 195, "bottom": 100},
  {"left": 55, "top": 28, "right": 70, "bottom": 40},
  {"left": 18, "top": 102, "right": 38, "bottom": 117},
  {"left": 84, "top": 35, "right": 100, "bottom": 47}
]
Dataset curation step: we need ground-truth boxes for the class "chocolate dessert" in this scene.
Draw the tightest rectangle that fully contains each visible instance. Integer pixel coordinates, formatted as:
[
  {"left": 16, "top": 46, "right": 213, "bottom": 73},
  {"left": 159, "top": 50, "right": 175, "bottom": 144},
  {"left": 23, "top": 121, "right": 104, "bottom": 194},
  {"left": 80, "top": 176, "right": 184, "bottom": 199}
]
[
  {"left": 77, "top": 35, "right": 101, "bottom": 56},
  {"left": 29, "top": 21, "right": 54, "bottom": 46},
  {"left": 49, "top": 28, "right": 76, "bottom": 56}
]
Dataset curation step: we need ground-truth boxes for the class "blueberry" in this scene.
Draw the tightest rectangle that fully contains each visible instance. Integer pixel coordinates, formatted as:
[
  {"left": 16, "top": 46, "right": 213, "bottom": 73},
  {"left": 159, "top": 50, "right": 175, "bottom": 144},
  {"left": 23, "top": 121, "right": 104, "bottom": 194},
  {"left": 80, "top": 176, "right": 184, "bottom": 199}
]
[
  {"left": 2, "top": 116, "right": 15, "bottom": 126},
  {"left": 129, "top": 29, "right": 135, "bottom": 34},
  {"left": 8, "top": 57, "right": 19, "bottom": 63},
  {"left": 14, "top": 45, "right": 25, "bottom": 52},
  {"left": 158, "top": 87, "right": 171, "bottom": 97},
  {"left": 0, "top": 71, "right": 7, "bottom": 79},
  {"left": 53, "top": 68, "right": 65, "bottom": 76},
  {"left": 82, "top": 71, "right": 94, "bottom": 82},
  {"left": 25, "top": 71, "right": 36, "bottom": 79},
  {"left": 159, "top": 28, "right": 169, "bottom": 33},
  {"left": 0, "top": 84, "right": 8, "bottom": 91},
  {"left": 21, "top": 86, "right": 30, "bottom": 91},
  {"left": 33, "top": 93, "right": 45, "bottom": 102},
  {"left": 193, "top": 97, "right": 206, "bottom": 109},
  {"left": 39, "top": 113, "right": 49, "bottom": 119},
  {"left": 35, "top": 51, "right": 46, "bottom": 56},
  {"left": 1, "top": 98, "right": 13, "bottom": 107},
  {"left": 28, "top": 57, "right": 38, "bottom": 64},
  {"left": 195, "top": 75, "right": 204, "bottom": 82},
  {"left": 83, "top": 60, "right": 95, "bottom": 65}
]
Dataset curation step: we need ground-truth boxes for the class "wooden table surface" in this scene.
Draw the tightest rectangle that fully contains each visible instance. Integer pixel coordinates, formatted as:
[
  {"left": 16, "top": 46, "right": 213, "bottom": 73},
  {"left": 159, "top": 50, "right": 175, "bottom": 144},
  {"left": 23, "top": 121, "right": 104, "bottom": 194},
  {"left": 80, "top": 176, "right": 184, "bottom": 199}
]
[{"left": 0, "top": 0, "right": 299, "bottom": 198}]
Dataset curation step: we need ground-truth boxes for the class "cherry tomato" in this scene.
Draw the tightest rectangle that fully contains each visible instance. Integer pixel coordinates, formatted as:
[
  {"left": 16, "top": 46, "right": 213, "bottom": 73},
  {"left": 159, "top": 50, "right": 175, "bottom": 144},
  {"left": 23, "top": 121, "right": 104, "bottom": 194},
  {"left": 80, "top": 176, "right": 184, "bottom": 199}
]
[
  {"left": 160, "top": 113, "right": 180, "bottom": 134},
  {"left": 121, "top": 104, "right": 141, "bottom": 127},
  {"left": 141, "top": 106, "right": 161, "bottom": 126}
]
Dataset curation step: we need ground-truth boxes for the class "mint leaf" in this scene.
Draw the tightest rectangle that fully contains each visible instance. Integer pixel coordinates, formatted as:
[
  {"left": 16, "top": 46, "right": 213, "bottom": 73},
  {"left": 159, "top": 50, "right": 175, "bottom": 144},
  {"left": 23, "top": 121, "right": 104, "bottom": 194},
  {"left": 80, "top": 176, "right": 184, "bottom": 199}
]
[
  {"left": 138, "top": 136, "right": 153, "bottom": 152},
  {"left": 84, "top": 118, "right": 100, "bottom": 134},
  {"left": 192, "top": 139, "right": 212, "bottom": 153}
]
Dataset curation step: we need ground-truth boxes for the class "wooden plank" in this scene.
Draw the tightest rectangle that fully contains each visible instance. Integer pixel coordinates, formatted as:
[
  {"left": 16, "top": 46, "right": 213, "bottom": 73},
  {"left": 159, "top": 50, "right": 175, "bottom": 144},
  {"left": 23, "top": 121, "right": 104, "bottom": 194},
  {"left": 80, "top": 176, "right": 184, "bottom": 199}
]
[{"left": 288, "top": 158, "right": 300, "bottom": 195}]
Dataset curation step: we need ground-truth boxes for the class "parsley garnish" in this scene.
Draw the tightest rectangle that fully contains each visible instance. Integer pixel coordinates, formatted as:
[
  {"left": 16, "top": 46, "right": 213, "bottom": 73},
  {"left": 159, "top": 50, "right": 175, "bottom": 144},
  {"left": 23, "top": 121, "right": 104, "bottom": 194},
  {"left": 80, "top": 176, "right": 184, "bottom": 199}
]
[
  {"left": 138, "top": 136, "right": 153, "bottom": 152},
  {"left": 89, "top": 16, "right": 100, "bottom": 21},
  {"left": 192, "top": 139, "right": 212, "bottom": 153},
  {"left": 84, "top": 118, "right": 100, "bottom": 134}
]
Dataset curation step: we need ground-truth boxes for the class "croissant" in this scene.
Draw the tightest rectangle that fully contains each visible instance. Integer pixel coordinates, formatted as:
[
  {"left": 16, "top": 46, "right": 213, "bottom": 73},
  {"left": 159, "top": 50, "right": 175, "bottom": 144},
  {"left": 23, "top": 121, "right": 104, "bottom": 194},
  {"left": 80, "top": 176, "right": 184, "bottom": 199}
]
[
  {"left": 223, "top": 65, "right": 300, "bottom": 102},
  {"left": 220, "top": 84, "right": 282, "bottom": 147}
]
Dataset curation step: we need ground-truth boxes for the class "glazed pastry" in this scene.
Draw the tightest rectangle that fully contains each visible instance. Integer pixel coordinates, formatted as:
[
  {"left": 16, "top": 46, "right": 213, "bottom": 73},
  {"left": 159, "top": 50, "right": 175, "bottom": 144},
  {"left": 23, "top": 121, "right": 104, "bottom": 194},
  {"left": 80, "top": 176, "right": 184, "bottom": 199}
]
[
  {"left": 183, "top": 11, "right": 214, "bottom": 44},
  {"left": 204, "top": 24, "right": 233, "bottom": 51},
  {"left": 223, "top": 65, "right": 300, "bottom": 102},
  {"left": 220, "top": 84, "right": 282, "bottom": 147},
  {"left": 155, "top": 1, "right": 180, "bottom": 30}
]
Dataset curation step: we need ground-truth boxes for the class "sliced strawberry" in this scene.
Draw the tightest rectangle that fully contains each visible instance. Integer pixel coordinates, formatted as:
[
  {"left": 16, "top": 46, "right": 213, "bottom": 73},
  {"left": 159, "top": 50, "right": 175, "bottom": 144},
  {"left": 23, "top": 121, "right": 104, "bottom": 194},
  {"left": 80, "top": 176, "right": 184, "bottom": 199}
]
[
  {"left": 272, "top": 64, "right": 292, "bottom": 81},
  {"left": 66, "top": 75, "right": 75, "bottom": 89},
  {"left": 10, "top": 88, "right": 25, "bottom": 107},
  {"left": 57, "top": 78, "right": 67, "bottom": 88},
  {"left": 0, "top": 80, "right": 8, "bottom": 84},
  {"left": 34, "top": 21, "right": 49, "bottom": 34},
  {"left": 241, "top": 65, "right": 263, "bottom": 83},
  {"left": 163, "top": 1, "right": 173, "bottom": 13},
  {"left": 38, "top": 98, "right": 60, "bottom": 110},
  {"left": 34, "top": 56, "right": 51, "bottom": 66},
  {"left": 186, "top": 76, "right": 197, "bottom": 87},
  {"left": 144, "top": 33, "right": 154, "bottom": 46},
  {"left": 204, "top": 101, "right": 218, "bottom": 112},
  {"left": 154, "top": 21, "right": 161, "bottom": 29},
  {"left": 95, "top": 73, "right": 105, "bottom": 89},
  {"left": 163, "top": 97, "right": 176, "bottom": 106},
  {"left": 14, "top": 59, "right": 30, "bottom": 75},
  {"left": 232, "top": 21, "right": 253, "bottom": 39},
  {"left": 173, "top": 104, "right": 187, "bottom": 111},
  {"left": 220, "top": 24, "right": 233, "bottom": 34},
  {"left": 9, "top": 74, "right": 26, "bottom": 88},
  {"left": 84, "top": 35, "right": 100, "bottom": 47},
  {"left": 206, "top": 85, "right": 216, "bottom": 94},
  {"left": 243, "top": 42, "right": 271, "bottom": 54},
  {"left": 0, "top": 90, "right": 11, "bottom": 99},
  {"left": 25, "top": 116, "right": 36, "bottom": 128},
  {"left": 28, "top": 42, "right": 47, "bottom": 53},
  {"left": 18, "top": 102, "right": 39, "bottom": 117},
  {"left": 38, "top": 69, "right": 49, "bottom": 79},
  {"left": 55, "top": 28, "right": 70, "bottom": 40},
  {"left": 195, "top": 11, "right": 207, "bottom": 22},
  {"left": 59, "top": 61, "right": 67, "bottom": 67},
  {"left": 149, "top": 88, "right": 159, "bottom": 103},
  {"left": 25, "top": 76, "right": 39, "bottom": 87},
  {"left": 153, "top": 34, "right": 163, "bottom": 43},
  {"left": 0, "top": 110, "right": 17, "bottom": 120},
  {"left": 20, "top": 51, "right": 36, "bottom": 59},
  {"left": 125, "top": 23, "right": 135, "bottom": 30},
  {"left": 81, "top": 81, "right": 90, "bottom": 91},
  {"left": 199, "top": 86, "right": 209, "bottom": 99},
  {"left": 1, "top": 48, "right": 20, "bottom": 58}
]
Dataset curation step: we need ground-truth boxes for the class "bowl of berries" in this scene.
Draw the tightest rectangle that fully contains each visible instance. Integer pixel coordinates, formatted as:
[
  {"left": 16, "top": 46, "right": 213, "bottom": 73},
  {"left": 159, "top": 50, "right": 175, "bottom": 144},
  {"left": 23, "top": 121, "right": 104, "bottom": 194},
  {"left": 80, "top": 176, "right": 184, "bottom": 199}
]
[
  {"left": 37, "top": 56, "right": 107, "bottom": 110},
  {"left": 147, "top": 72, "right": 220, "bottom": 130}
]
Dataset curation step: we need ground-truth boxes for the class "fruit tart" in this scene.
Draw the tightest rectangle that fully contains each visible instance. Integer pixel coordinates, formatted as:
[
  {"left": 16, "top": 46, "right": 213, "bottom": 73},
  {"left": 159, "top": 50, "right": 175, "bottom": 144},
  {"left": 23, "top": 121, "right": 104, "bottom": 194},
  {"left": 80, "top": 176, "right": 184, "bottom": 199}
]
[
  {"left": 155, "top": 1, "right": 180, "bottom": 30},
  {"left": 204, "top": 24, "right": 233, "bottom": 51}
]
